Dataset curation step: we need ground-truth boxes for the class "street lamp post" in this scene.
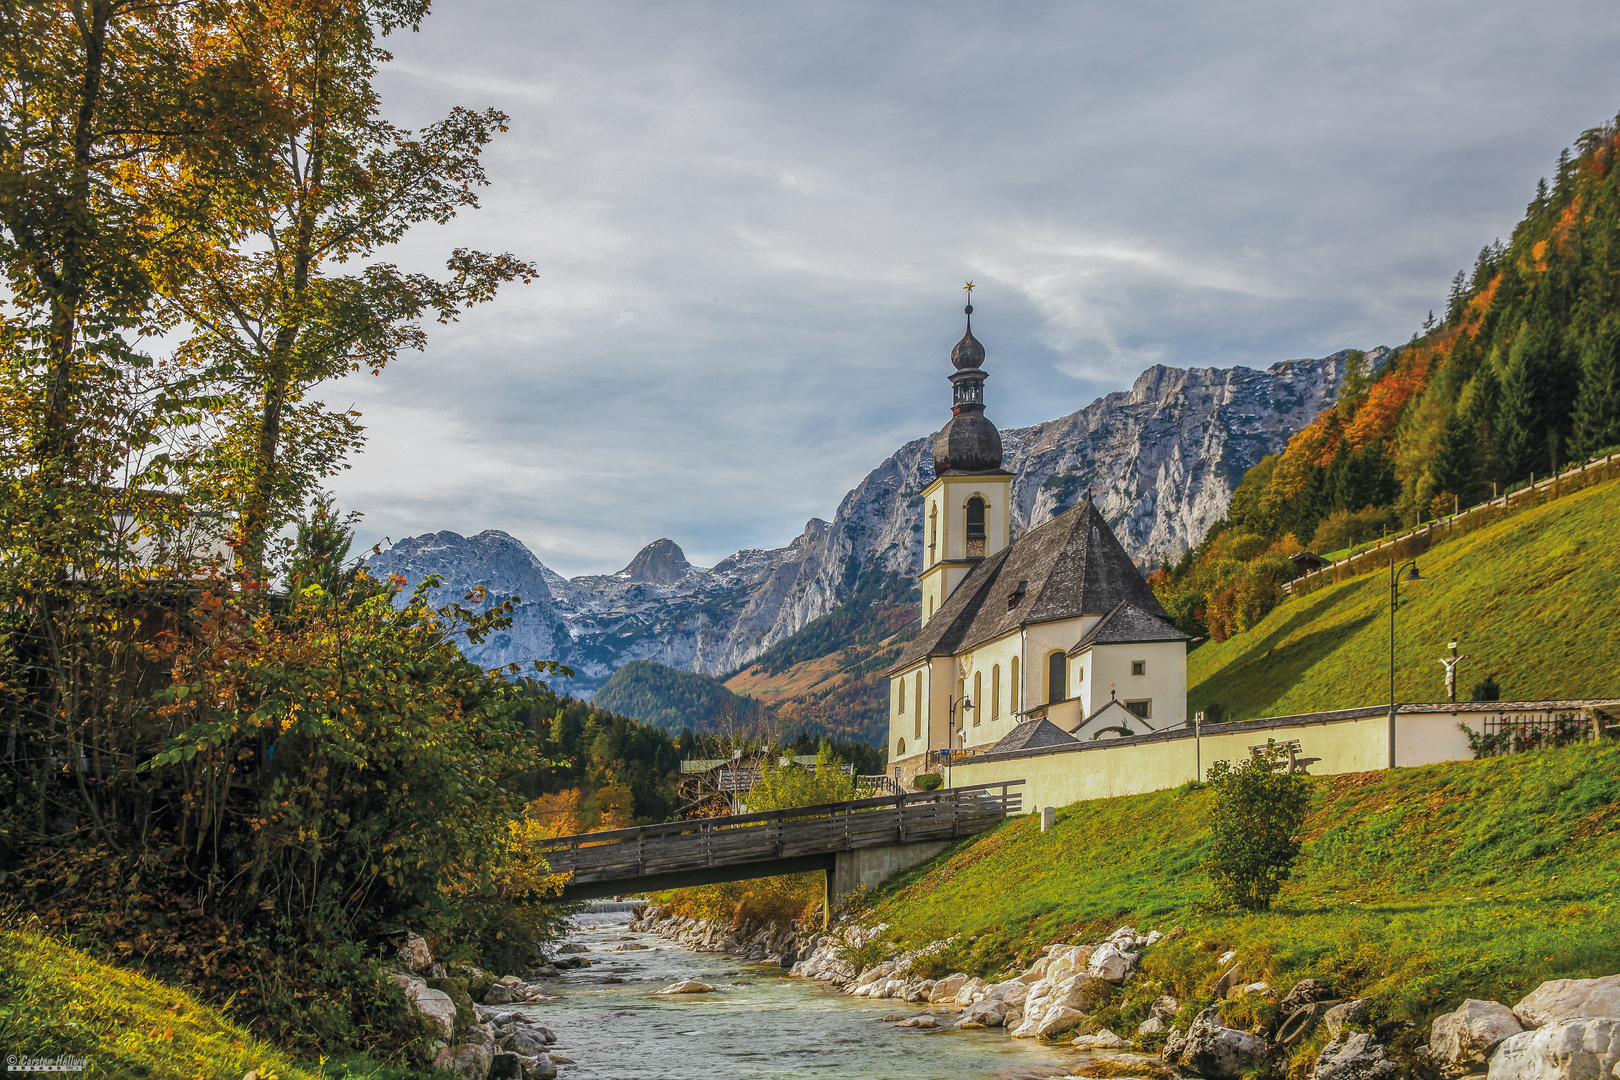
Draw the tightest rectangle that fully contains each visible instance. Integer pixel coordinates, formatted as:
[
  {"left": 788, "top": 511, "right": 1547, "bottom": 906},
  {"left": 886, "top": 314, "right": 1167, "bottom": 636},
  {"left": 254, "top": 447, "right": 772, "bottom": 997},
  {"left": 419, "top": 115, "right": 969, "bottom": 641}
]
[
  {"left": 1388, "top": 555, "right": 1426, "bottom": 769},
  {"left": 946, "top": 695, "right": 973, "bottom": 788}
]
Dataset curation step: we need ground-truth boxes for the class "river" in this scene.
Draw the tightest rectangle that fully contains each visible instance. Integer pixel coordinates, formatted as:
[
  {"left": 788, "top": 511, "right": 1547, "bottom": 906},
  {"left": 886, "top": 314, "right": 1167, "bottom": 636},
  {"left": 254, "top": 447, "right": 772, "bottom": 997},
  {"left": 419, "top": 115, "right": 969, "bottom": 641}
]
[{"left": 513, "top": 907, "right": 1084, "bottom": 1080}]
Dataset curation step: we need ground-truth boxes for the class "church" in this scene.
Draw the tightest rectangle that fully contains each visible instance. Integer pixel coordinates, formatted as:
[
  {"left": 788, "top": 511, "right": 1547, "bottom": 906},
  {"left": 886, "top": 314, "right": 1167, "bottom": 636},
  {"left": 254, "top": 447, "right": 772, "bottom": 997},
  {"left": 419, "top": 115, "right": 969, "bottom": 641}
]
[{"left": 885, "top": 302, "right": 1189, "bottom": 777}]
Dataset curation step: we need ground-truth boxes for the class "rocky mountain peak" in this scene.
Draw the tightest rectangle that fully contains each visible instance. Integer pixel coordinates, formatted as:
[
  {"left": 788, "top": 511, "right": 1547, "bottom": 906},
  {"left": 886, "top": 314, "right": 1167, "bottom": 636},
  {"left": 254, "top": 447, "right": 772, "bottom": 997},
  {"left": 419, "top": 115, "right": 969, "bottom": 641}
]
[{"left": 620, "top": 538, "right": 695, "bottom": 584}]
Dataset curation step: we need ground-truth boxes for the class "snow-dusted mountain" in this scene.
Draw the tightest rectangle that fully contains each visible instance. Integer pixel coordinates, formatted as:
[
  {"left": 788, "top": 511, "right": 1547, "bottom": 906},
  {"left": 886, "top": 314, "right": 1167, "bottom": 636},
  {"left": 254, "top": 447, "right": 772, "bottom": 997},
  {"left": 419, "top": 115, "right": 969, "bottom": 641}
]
[{"left": 368, "top": 350, "right": 1375, "bottom": 695}]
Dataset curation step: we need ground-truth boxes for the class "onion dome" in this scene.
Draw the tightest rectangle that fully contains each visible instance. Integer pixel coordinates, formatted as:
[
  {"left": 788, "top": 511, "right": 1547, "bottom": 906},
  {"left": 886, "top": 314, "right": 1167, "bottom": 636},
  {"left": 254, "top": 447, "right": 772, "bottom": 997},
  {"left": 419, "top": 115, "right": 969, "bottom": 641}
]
[
  {"left": 931, "top": 300, "right": 1005, "bottom": 475},
  {"left": 951, "top": 316, "right": 986, "bottom": 370}
]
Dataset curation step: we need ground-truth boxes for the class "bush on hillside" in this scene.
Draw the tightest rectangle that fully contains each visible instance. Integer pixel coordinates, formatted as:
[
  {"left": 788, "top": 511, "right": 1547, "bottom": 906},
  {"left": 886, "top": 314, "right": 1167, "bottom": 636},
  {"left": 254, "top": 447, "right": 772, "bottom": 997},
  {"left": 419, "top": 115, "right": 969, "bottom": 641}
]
[{"left": 1203, "top": 741, "right": 1310, "bottom": 911}]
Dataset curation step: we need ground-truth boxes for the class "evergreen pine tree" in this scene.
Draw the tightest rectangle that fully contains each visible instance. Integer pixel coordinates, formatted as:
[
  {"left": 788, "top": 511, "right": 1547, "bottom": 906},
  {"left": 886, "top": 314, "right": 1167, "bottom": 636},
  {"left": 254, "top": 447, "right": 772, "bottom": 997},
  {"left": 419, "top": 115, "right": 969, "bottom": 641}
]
[
  {"left": 1447, "top": 269, "right": 1468, "bottom": 323},
  {"left": 1429, "top": 408, "right": 1482, "bottom": 506},
  {"left": 1498, "top": 323, "right": 1575, "bottom": 481},
  {"left": 1573, "top": 317, "right": 1620, "bottom": 457}
]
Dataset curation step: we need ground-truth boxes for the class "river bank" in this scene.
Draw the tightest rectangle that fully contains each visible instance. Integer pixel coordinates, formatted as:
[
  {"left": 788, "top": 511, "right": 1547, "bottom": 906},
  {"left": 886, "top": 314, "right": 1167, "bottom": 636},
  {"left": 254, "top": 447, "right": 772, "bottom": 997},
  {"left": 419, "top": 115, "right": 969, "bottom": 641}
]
[{"left": 501, "top": 904, "right": 1085, "bottom": 1080}]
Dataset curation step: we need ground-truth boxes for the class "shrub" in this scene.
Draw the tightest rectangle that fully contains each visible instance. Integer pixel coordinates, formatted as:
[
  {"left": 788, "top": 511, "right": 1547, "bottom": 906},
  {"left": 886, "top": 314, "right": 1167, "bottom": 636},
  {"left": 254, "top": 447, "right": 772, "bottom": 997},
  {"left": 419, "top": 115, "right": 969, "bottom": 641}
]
[
  {"left": 914, "top": 773, "right": 944, "bottom": 791},
  {"left": 1203, "top": 740, "right": 1310, "bottom": 911}
]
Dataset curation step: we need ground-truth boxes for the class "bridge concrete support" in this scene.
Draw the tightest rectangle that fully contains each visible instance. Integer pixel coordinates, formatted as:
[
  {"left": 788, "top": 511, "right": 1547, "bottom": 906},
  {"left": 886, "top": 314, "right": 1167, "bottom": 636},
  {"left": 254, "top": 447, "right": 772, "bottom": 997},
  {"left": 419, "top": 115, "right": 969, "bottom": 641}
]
[{"left": 824, "top": 840, "right": 953, "bottom": 924}]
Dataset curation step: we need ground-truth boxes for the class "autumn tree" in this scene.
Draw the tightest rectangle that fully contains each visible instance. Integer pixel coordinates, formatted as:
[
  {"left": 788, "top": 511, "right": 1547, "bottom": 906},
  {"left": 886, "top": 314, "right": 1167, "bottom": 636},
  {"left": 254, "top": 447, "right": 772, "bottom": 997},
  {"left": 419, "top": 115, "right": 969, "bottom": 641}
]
[{"left": 156, "top": 0, "right": 534, "bottom": 576}]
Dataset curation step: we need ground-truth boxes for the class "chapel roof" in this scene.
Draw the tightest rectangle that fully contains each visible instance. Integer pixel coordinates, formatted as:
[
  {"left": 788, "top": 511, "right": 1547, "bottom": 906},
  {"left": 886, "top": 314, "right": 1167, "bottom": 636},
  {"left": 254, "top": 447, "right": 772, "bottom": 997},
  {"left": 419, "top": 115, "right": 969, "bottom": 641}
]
[
  {"left": 888, "top": 499, "right": 1170, "bottom": 673},
  {"left": 986, "top": 717, "right": 1077, "bottom": 754},
  {"left": 1069, "top": 599, "right": 1191, "bottom": 654}
]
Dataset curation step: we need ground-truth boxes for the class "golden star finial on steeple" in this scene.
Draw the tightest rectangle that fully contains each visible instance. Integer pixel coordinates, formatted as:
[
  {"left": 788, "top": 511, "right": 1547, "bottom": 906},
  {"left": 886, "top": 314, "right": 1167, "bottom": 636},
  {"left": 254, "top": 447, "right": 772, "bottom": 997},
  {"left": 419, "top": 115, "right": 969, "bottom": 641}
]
[{"left": 963, "top": 281, "right": 974, "bottom": 297}]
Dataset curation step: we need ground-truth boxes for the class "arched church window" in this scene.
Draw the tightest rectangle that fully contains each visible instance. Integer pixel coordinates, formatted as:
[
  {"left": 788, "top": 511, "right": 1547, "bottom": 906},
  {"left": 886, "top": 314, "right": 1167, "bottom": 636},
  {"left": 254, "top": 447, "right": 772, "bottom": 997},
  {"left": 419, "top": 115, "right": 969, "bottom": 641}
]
[
  {"left": 929, "top": 504, "right": 938, "bottom": 564},
  {"left": 966, "top": 497, "right": 987, "bottom": 558},
  {"left": 897, "top": 679, "right": 906, "bottom": 714},
  {"left": 897, "top": 738, "right": 906, "bottom": 757},
  {"left": 1010, "top": 657, "right": 1020, "bottom": 713},
  {"left": 1047, "top": 651, "right": 1067, "bottom": 704},
  {"left": 991, "top": 665, "right": 1001, "bottom": 718},
  {"left": 914, "top": 672, "right": 923, "bottom": 739},
  {"left": 973, "top": 672, "right": 982, "bottom": 725}
]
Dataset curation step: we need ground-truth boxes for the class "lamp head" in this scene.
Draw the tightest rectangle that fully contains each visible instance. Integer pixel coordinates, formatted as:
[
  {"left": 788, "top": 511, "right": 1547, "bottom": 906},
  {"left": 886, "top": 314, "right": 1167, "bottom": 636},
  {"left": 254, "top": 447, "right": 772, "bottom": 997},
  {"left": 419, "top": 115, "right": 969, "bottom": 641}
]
[
  {"left": 1401, "top": 564, "right": 1425, "bottom": 584},
  {"left": 960, "top": 697, "right": 974, "bottom": 710}
]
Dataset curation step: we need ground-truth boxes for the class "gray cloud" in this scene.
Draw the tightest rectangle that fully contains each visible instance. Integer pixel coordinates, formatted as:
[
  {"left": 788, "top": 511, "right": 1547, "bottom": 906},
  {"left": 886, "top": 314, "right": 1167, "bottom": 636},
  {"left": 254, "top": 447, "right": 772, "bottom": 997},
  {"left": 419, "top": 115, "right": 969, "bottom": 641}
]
[{"left": 323, "top": 0, "right": 1620, "bottom": 575}]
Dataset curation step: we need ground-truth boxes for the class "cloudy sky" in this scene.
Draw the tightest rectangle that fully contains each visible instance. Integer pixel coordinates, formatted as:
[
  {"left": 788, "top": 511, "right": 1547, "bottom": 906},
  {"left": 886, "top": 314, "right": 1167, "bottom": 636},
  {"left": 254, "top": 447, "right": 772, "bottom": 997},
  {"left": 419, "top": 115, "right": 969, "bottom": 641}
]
[{"left": 330, "top": 0, "right": 1620, "bottom": 577}]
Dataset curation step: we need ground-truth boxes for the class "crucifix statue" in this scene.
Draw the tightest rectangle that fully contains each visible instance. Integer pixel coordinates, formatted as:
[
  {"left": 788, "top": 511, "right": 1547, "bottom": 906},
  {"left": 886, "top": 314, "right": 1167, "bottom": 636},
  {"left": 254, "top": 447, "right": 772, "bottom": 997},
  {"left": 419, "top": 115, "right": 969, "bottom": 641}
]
[{"left": 1438, "top": 640, "right": 1467, "bottom": 703}]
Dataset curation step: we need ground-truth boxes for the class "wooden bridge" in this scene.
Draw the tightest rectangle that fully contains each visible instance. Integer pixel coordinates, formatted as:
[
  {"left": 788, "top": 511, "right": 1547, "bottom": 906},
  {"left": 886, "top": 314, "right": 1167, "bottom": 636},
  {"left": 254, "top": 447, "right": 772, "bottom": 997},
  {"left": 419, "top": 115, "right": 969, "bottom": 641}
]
[{"left": 539, "top": 781, "right": 1023, "bottom": 908}]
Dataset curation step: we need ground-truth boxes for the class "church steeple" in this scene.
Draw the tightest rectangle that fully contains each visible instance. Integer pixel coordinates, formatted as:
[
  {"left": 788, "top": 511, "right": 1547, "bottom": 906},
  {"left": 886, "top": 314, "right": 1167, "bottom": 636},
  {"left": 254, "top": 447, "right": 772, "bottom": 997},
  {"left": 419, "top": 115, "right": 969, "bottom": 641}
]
[
  {"left": 932, "top": 290, "right": 1004, "bottom": 475},
  {"left": 918, "top": 287, "right": 1014, "bottom": 627}
]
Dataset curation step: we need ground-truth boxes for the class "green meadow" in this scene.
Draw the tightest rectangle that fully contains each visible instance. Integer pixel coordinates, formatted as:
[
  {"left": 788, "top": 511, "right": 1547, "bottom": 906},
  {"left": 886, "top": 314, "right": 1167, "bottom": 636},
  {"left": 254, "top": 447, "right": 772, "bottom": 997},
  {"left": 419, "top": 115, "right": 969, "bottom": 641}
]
[{"left": 1187, "top": 475, "right": 1620, "bottom": 722}]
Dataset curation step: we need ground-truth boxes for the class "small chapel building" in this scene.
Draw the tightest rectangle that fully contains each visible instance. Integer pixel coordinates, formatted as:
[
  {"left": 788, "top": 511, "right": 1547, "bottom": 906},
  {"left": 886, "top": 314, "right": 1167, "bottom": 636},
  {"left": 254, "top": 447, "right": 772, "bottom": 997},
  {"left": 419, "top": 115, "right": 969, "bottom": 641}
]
[{"left": 885, "top": 303, "right": 1190, "bottom": 777}]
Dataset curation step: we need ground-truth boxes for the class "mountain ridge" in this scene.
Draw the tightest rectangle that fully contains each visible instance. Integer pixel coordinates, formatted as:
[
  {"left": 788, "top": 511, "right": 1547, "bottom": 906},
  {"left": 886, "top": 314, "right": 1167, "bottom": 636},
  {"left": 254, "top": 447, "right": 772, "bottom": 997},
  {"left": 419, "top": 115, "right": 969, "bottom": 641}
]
[{"left": 367, "top": 350, "right": 1371, "bottom": 698}]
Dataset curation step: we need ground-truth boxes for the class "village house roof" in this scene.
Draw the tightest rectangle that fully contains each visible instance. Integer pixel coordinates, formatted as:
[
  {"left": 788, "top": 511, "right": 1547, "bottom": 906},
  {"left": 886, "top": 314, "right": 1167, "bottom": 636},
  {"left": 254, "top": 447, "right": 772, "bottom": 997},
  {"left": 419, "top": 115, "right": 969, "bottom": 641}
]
[
  {"left": 888, "top": 500, "right": 1171, "bottom": 674},
  {"left": 1069, "top": 599, "right": 1191, "bottom": 654}
]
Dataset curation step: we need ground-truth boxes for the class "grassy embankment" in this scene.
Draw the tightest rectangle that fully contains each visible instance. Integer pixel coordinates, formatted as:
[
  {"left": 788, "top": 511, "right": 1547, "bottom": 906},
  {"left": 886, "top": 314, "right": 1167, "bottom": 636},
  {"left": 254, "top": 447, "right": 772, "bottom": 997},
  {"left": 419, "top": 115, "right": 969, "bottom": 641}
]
[
  {"left": 0, "top": 926, "right": 425, "bottom": 1080},
  {"left": 861, "top": 740, "right": 1619, "bottom": 1034},
  {"left": 1187, "top": 473, "right": 1620, "bottom": 721}
]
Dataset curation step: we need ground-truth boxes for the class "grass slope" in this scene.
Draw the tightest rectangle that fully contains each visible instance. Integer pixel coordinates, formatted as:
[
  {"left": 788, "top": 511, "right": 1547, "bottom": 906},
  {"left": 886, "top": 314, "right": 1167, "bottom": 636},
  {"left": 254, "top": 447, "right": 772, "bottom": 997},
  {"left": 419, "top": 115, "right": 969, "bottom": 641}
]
[
  {"left": 863, "top": 742, "right": 1620, "bottom": 1031},
  {"left": 0, "top": 927, "right": 424, "bottom": 1080},
  {"left": 1188, "top": 474, "right": 1620, "bottom": 722}
]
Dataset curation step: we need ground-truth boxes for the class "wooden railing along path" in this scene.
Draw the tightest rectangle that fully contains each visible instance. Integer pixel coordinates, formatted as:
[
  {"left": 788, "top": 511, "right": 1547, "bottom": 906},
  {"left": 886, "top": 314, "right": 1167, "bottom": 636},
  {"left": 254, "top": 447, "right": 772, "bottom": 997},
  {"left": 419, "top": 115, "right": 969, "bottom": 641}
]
[
  {"left": 1286, "top": 450, "right": 1620, "bottom": 600},
  {"left": 538, "top": 781, "right": 1022, "bottom": 896}
]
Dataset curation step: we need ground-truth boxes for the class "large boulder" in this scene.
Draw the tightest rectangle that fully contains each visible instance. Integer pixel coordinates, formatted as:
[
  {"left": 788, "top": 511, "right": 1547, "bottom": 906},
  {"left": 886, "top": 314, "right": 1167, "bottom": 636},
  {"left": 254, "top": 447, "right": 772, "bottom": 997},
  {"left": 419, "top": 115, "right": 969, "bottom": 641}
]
[
  {"left": 1432, "top": 1000, "right": 1526, "bottom": 1069},
  {"left": 1169, "top": 1006, "right": 1268, "bottom": 1080},
  {"left": 433, "top": 1043, "right": 493, "bottom": 1080},
  {"left": 390, "top": 974, "right": 456, "bottom": 1041},
  {"left": 489, "top": 1053, "right": 523, "bottom": 1080},
  {"left": 502, "top": 1024, "right": 551, "bottom": 1057},
  {"left": 954, "top": 977, "right": 990, "bottom": 1006},
  {"left": 1313, "top": 1034, "right": 1397, "bottom": 1080},
  {"left": 1088, "top": 942, "right": 1136, "bottom": 983},
  {"left": 960, "top": 996, "right": 1010, "bottom": 1028},
  {"left": 1514, "top": 977, "right": 1620, "bottom": 1029},
  {"left": 1281, "top": 980, "right": 1339, "bottom": 1014},
  {"left": 1034, "top": 1005, "right": 1089, "bottom": 1039},
  {"left": 1487, "top": 1018, "right": 1620, "bottom": 1080},
  {"left": 930, "top": 973, "right": 971, "bottom": 1003}
]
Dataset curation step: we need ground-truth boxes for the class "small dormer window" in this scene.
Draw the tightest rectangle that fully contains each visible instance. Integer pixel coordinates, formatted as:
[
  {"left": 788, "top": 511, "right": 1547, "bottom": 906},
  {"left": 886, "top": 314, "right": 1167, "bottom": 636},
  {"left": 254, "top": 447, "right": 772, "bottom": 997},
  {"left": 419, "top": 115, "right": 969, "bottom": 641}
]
[{"left": 1007, "top": 579, "right": 1027, "bottom": 610}]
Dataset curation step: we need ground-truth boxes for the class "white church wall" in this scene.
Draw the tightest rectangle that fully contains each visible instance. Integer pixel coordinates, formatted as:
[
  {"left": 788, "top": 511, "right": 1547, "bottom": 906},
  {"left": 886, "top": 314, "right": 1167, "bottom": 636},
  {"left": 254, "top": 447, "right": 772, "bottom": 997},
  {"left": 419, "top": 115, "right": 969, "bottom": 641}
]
[{"left": 1078, "top": 641, "right": 1188, "bottom": 732}]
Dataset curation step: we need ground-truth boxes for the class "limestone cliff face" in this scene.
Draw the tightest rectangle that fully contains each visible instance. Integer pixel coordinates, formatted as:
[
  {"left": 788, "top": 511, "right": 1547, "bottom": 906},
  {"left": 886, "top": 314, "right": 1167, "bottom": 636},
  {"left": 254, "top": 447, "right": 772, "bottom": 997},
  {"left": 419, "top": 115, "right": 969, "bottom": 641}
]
[{"left": 368, "top": 351, "right": 1372, "bottom": 695}]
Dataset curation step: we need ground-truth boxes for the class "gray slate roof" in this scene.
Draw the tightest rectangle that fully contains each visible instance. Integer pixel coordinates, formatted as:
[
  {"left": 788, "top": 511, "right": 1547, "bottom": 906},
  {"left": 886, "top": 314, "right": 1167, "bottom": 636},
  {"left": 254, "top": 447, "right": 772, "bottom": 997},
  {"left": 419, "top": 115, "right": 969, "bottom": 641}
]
[
  {"left": 1070, "top": 600, "right": 1191, "bottom": 653},
  {"left": 987, "top": 718, "right": 1077, "bottom": 754},
  {"left": 889, "top": 501, "right": 1169, "bottom": 673}
]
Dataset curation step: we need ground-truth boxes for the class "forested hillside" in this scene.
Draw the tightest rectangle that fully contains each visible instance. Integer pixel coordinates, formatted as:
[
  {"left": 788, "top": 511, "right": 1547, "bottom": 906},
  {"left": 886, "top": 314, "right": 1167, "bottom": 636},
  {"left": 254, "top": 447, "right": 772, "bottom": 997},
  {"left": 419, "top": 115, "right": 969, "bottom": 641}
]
[
  {"left": 1154, "top": 112, "right": 1620, "bottom": 641},
  {"left": 593, "top": 660, "right": 763, "bottom": 734}
]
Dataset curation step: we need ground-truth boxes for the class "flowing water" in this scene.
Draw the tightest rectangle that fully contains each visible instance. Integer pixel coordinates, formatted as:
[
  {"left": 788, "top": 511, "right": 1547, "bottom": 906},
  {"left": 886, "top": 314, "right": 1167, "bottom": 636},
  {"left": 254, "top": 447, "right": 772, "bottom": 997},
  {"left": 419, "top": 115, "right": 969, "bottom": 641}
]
[{"left": 511, "top": 909, "right": 1083, "bottom": 1080}]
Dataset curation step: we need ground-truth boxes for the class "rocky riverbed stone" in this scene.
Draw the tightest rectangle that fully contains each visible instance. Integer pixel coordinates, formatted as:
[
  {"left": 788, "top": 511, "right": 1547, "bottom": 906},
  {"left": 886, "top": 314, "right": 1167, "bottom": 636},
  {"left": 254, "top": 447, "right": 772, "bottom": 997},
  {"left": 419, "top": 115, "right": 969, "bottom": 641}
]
[
  {"left": 1073, "top": 1028, "right": 1133, "bottom": 1050},
  {"left": 1432, "top": 1000, "right": 1526, "bottom": 1068},
  {"left": 1514, "top": 977, "right": 1620, "bottom": 1029},
  {"left": 1313, "top": 1034, "right": 1396, "bottom": 1080},
  {"left": 654, "top": 979, "right": 717, "bottom": 995},
  {"left": 1167, "top": 1006, "right": 1268, "bottom": 1080},
  {"left": 1487, "top": 1018, "right": 1620, "bottom": 1080}
]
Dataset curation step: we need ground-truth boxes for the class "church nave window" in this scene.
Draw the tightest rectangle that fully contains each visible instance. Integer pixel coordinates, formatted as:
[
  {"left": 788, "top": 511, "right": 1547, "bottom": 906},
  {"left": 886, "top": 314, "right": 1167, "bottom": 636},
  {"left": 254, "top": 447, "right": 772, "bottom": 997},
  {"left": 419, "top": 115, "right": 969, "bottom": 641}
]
[
  {"left": 991, "top": 664, "right": 1001, "bottom": 718},
  {"left": 973, "top": 672, "right": 982, "bottom": 724},
  {"left": 1047, "top": 651, "right": 1067, "bottom": 704},
  {"left": 1010, "top": 657, "right": 1020, "bottom": 714},
  {"left": 914, "top": 672, "right": 923, "bottom": 739}
]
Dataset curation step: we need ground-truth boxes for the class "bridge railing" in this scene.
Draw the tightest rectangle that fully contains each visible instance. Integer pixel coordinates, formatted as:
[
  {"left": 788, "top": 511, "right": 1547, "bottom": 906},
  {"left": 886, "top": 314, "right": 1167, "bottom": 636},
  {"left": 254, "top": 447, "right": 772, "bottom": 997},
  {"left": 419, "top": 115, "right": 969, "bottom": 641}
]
[{"left": 537, "top": 781, "right": 1023, "bottom": 885}]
